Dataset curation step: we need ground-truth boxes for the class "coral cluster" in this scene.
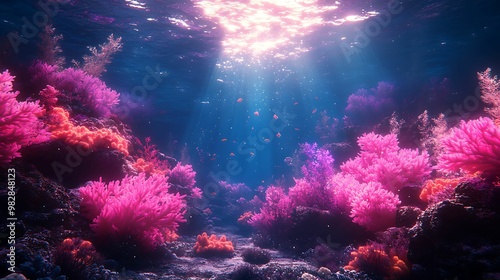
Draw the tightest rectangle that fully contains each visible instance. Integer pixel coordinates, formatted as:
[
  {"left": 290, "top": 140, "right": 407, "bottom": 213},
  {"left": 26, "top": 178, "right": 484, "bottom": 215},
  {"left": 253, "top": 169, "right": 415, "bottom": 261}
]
[
  {"left": 341, "top": 132, "right": 431, "bottom": 193},
  {"left": 79, "top": 173, "right": 186, "bottom": 252},
  {"left": 48, "top": 107, "right": 129, "bottom": 156},
  {"left": 193, "top": 232, "right": 234, "bottom": 256},
  {"left": 344, "top": 243, "right": 409, "bottom": 279},
  {"left": 0, "top": 70, "right": 49, "bottom": 163}
]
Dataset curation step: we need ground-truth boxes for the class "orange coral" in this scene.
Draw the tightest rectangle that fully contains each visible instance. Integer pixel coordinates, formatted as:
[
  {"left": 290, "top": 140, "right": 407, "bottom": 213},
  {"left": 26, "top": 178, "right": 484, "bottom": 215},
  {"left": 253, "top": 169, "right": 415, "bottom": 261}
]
[
  {"left": 55, "top": 238, "right": 101, "bottom": 277},
  {"left": 132, "top": 157, "right": 168, "bottom": 176},
  {"left": 344, "top": 243, "right": 409, "bottom": 280},
  {"left": 193, "top": 232, "right": 234, "bottom": 256},
  {"left": 237, "top": 211, "right": 254, "bottom": 224},
  {"left": 419, "top": 177, "right": 464, "bottom": 202},
  {"left": 48, "top": 107, "right": 129, "bottom": 156}
]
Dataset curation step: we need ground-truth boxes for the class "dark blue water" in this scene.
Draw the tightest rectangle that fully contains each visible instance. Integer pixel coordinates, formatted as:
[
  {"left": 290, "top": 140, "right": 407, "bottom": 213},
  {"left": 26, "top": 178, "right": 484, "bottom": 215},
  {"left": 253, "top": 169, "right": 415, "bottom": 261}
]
[{"left": 1, "top": 0, "right": 499, "bottom": 187}]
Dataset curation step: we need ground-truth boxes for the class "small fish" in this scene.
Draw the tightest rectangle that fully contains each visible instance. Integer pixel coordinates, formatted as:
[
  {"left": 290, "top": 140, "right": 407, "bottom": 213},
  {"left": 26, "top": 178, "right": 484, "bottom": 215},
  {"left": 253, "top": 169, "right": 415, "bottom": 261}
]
[
  {"left": 254, "top": 111, "right": 259, "bottom": 116},
  {"left": 294, "top": 101, "right": 299, "bottom": 105},
  {"left": 276, "top": 132, "right": 281, "bottom": 138},
  {"left": 284, "top": 156, "right": 293, "bottom": 166},
  {"left": 237, "top": 97, "right": 243, "bottom": 103},
  {"left": 221, "top": 138, "right": 227, "bottom": 142},
  {"left": 312, "top": 108, "right": 317, "bottom": 114},
  {"left": 273, "top": 114, "right": 278, "bottom": 119},
  {"left": 263, "top": 138, "right": 270, "bottom": 143},
  {"left": 229, "top": 152, "right": 235, "bottom": 157},
  {"left": 295, "top": 127, "right": 300, "bottom": 131}
]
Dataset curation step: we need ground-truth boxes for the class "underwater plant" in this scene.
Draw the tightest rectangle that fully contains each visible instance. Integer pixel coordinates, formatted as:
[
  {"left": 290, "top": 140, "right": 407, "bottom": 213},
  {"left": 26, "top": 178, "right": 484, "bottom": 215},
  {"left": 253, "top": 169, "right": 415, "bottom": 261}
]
[
  {"left": 0, "top": 70, "right": 49, "bottom": 163},
  {"left": 477, "top": 68, "right": 500, "bottom": 120}
]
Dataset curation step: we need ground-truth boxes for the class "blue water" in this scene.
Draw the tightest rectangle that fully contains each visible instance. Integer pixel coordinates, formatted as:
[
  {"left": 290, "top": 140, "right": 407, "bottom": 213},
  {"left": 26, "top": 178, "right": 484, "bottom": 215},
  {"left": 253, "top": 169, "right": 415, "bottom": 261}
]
[{"left": 1, "top": 0, "right": 499, "bottom": 187}]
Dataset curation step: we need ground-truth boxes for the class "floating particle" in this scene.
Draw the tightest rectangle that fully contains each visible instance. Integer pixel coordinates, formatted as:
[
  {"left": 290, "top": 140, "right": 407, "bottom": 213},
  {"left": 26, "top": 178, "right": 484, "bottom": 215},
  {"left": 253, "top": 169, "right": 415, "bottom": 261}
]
[
  {"left": 284, "top": 156, "right": 293, "bottom": 166},
  {"left": 294, "top": 102, "right": 299, "bottom": 105}
]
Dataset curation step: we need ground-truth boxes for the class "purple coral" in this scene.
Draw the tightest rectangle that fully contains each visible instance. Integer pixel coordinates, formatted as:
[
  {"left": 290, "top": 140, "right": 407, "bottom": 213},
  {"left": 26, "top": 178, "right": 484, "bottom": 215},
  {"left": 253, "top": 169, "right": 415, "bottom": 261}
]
[
  {"left": 79, "top": 173, "right": 186, "bottom": 251},
  {"left": 345, "top": 82, "right": 395, "bottom": 125},
  {"left": 0, "top": 70, "right": 49, "bottom": 163},
  {"left": 437, "top": 117, "right": 500, "bottom": 176},
  {"left": 299, "top": 142, "right": 335, "bottom": 186},
  {"left": 168, "top": 163, "right": 202, "bottom": 199},
  {"left": 32, "top": 61, "right": 119, "bottom": 117}
]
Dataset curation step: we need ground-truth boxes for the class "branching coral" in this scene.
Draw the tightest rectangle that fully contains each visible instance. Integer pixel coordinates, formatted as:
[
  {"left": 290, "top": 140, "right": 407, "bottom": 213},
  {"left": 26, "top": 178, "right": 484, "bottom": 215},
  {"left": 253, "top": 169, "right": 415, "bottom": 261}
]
[
  {"left": 0, "top": 70, "right": 49, "bottom": 163},
  {"left": 48, "top": 107, "right": 129, "bottom": 156},
  {"left": 437, "top": 117, "right": 500, "bottom": 176},
  {"left": 249, "top": 186, "right": 294, "bottom": 231},
  {"left": 193, "top": 232, "right": 234, "bottom": 256},
  {"left": 341, "top": 132, "right": 431, "bottom": 192},
  {"left": 79, "top": 173, "right": 186, "bottom": 252}
]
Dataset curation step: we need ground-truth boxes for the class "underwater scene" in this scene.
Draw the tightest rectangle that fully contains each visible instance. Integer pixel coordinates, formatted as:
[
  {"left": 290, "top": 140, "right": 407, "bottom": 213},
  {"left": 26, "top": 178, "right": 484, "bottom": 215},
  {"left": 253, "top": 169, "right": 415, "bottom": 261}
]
[{"left": 1, "top": 0, "right": 500, "bottom": 279}]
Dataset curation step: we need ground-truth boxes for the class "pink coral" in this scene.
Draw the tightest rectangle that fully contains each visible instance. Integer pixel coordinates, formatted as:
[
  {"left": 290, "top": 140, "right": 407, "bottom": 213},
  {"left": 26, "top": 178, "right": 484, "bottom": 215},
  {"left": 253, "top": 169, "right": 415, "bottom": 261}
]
[
  {"left": 329, "top": 173, "right": 400, "bottom": 231},
  {"left": 437, "top": 117, "right": 500, "bottom": 175},
  {"left": 0, "top": 70, "right": 49, "bottom": 163},
  {"left": 79, "top": 173, "right": 186, "bottom": 251},
  {"left": 168, "top": 163, "right": 196, "bottom": 188},
  {"left": 341, "top": 133, "right": 431, "bottom": 192},
  {"left": 348, "top": 181, "right": 400, "bottom": 231}
]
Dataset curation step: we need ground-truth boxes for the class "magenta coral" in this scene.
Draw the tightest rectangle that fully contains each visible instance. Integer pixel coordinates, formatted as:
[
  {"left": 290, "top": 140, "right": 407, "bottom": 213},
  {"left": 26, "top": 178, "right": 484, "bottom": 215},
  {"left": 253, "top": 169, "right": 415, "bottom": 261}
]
[
  {"left": 341, "top": 133, "right": 431, "bottom": 192},
  {"left": 168, "top": 163, "right": 196, "bottom": 188},
  {"left": 79, "top": 173, "right": 186, "bottom": 251},
  {"left": 249, "top": 186, "right": 294, "bottom": 231},
  {"left": 328, "top": 173, "right": 400, "bottom": 231},
  {"left": 0, "top": 70, "right": 49, "bottom": 163},
  {"left": 437, "top": 117, "right": 500, "bottom": 175}
]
